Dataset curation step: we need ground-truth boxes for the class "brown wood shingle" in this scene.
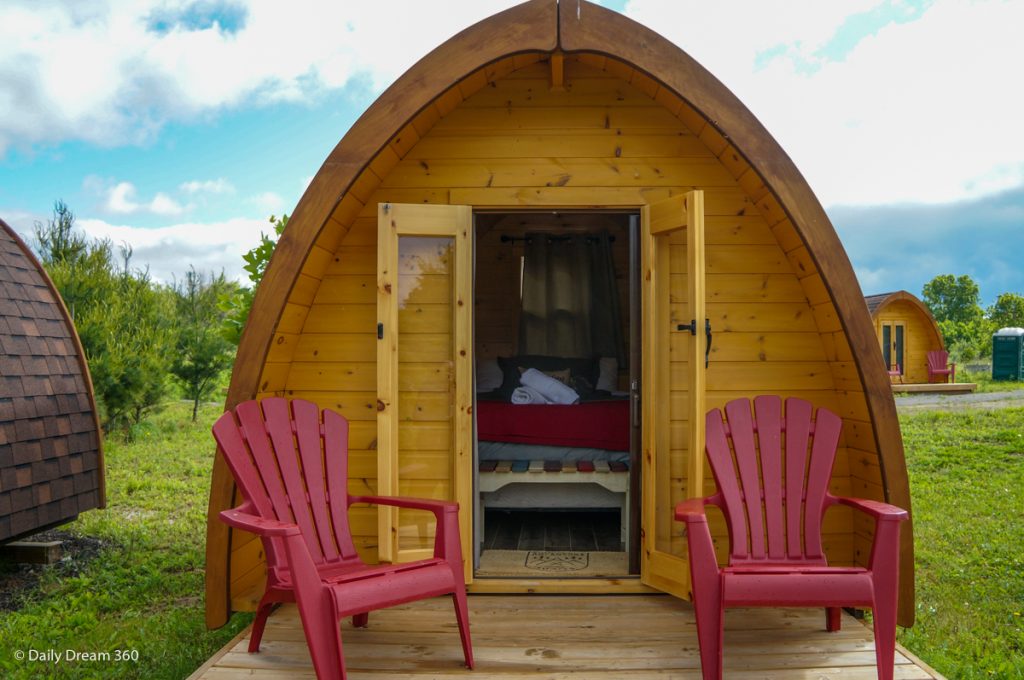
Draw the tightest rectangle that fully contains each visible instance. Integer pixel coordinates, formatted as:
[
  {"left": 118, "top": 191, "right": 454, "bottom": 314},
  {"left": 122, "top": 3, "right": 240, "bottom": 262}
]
[{"left": 0, "top": 218, "right": 104, "bottom": 543}]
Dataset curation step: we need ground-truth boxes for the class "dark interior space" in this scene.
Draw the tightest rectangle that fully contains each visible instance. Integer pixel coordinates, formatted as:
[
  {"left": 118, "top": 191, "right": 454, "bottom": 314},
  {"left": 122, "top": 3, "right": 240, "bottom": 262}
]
[{"left": 482, "top": 509, "right": 621, "bottom": 552}]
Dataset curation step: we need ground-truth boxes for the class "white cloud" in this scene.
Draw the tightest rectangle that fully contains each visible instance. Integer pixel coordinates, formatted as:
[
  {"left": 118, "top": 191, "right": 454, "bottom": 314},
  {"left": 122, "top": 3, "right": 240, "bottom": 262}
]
[
  {"left": 148, "top": 192, "right": 184, "bottom": 216},
  {"left": 0, "top": 0, "right": 520, "bottom": 155},
  {"left": 250, "top": 191, "right": 284, "bottom": 213},
  {"left": 625, "top": 0, "right": 1024, "bottom": 206},
  {"left": 180, "top": 178, "right": 234, "bottom": 195},
  {"left": 4, "top": 0, "right": 1022, "bottom": 211},
  {"left": 2, "top": 208, "right": 267, "bottom": 284},
  {"left": 101, "top": 181, "right": 186, "bottom": 216},
  {"left": 76, "top": 216, "right": 267, "bottom": 283}
]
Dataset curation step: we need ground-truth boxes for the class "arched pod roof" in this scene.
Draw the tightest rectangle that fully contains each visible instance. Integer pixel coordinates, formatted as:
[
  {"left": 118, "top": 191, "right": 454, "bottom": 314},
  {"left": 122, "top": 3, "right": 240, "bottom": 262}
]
[
  {"left": 0, "top": 218, "right": 105, "bottom": 543},
  {"left": 208, "top": 0, "right": 912, "bottom": 627},
  {"left": 866, "top": 290, "right": 946, "bottom": 351}
]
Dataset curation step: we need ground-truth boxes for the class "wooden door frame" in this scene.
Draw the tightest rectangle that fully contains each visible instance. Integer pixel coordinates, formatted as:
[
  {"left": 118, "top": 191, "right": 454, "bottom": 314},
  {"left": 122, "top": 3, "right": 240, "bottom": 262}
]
[
  {"left": 377, "top": 202, "right": 474, "bottom": 581},
  {"left": 467, "top": 207, "right": 649, "bottom": 593},
  {"left": 880, "top": 320, "right": 905, "bottom": 376}
]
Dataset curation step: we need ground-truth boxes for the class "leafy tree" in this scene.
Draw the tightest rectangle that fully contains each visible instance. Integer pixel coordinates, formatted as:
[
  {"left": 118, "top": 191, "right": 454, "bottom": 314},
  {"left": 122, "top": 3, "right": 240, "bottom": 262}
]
[
  {"left": 34, "top": 200, "right": 88, "bottom": 265},
  {"left": 987, "top": 292, "right": 1024, "bottom": 330},
  {"left": 938, "top": 317, "right": 994, "bottom": 363},
  {"left": 34, "top": 201, "right": 172, "bottom": 433},
  {"left": 221, "top": 213, "right": 287, "bottom": 344},
  {"left": 922, "top": 274, "right": 984, "bottom": 326},
  {"left": 171, "top": 267, "right": 236, "bottom": 421},
  {"left": 922, "top": 274, "right": 993, "bottom": 362}
]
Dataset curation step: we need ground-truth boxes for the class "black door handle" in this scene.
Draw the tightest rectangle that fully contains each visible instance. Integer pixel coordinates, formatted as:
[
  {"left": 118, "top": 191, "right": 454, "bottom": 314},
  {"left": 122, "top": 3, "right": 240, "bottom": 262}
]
[
  {"left": 704, "top": 318, "right": 712, "bottom": 369},
  {"left": 676, "top": 318, "right": 713, "bottom": 368}
]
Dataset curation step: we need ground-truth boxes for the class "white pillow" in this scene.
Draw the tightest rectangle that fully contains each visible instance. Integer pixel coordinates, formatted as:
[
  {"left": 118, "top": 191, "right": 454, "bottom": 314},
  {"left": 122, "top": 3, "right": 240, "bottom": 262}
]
[
  {"left": 596, "top": 357, "right": 618, "bottom": 392},
  {"left": 476, "top": 357, "right": 503, "bottom": 392}
]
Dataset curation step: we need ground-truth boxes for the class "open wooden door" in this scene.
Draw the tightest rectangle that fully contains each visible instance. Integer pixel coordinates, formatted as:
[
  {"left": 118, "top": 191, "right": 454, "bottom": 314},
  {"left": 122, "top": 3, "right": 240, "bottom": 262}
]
[
  {"left": 640, "top": 191, "right": 706, "bottom": 599},
  {"left": 377, "top": 203, "right": 474, "bottom": 581}
]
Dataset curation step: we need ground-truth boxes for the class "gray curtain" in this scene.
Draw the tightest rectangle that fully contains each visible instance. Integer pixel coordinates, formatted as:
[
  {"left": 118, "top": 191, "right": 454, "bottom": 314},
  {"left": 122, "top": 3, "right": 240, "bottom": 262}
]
[{"left": 518, "top": 231, "right": 624, "bottom": 364}]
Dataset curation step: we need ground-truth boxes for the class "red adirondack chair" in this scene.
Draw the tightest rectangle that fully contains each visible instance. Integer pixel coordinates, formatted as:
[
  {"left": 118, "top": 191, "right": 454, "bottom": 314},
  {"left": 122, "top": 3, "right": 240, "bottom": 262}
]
[
  {"left": 213, "top": 398, "right": 473, "bottom": 680},
  {"left": 888, "top": 364, "right": 903, "bottom": 383},
  {"left": 927, "top": 350, "right": 955, "bottom": 383},
  {"left": 675, "top": 396, "right": 908, "bottom": 680}
]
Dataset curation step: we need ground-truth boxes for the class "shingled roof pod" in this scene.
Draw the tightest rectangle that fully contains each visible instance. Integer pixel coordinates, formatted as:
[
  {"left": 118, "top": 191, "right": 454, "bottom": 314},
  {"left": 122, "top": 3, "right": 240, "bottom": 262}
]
[
  {"left": 0, "top": 218, "right": 104, "bottom": 544},
  {"left": 865, "top": 291, "right": 947, "bottom": 385},
  {"left": 205, "top": 0, "right": 914, "bottom": 632}
]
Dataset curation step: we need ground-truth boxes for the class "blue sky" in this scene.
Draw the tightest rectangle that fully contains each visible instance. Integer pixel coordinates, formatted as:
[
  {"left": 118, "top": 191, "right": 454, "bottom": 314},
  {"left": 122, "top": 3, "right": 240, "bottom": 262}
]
[{"left": 1, "top": 0, "right": 1022, "bottom": 305}]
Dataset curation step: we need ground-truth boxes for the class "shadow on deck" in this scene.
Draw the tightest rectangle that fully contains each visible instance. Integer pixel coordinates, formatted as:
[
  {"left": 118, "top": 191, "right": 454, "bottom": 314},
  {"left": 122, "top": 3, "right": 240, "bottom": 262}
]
[{"left": 189, "top": 595, "right": 942, "bottom": 679}]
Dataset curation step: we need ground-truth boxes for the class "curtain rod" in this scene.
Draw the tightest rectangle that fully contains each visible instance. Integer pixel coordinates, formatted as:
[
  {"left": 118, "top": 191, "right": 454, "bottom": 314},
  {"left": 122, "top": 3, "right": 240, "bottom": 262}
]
[{"left": 500, "top": 235, "right": 616, "bottom": 243}]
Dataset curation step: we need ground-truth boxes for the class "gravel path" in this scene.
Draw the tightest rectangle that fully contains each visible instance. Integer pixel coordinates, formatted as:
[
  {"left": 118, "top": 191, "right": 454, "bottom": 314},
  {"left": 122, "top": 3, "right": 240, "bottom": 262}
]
[{"left": 895, "top": 389, "right": 1024, "bottom": 412}]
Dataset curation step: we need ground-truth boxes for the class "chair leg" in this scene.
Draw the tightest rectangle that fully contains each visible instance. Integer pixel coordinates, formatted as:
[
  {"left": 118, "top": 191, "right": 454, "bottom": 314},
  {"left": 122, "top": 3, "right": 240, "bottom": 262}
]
[
  {"left": 248, "top": 599, "right": 276, "bottom": 653},
  {"left": 872, "top": 598, "right": 899, "bottom": 680},
  {"left": 352, "top": 612, "right": 369, "bottom": 628},
  {"left": 826, "top": 607, "right": 842, "bottom": 632},
  {"left": 692, "top": 593, "right": 724, "bottom": 680},
  {"left": 299, "top": 591, "right": 347, "bottom": 680},
  {"left": 452, "top": 587, "right": 474, "bottom": 669}
]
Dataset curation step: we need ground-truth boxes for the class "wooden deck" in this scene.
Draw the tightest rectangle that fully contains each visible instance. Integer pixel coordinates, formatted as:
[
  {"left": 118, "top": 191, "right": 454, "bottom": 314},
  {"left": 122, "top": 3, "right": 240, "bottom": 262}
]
[
  {"left": 891, "top": 382, "right": 976, "bottom": 394},
  {"left": 189, "top": 595, "right": 943, "bottom": 679}
]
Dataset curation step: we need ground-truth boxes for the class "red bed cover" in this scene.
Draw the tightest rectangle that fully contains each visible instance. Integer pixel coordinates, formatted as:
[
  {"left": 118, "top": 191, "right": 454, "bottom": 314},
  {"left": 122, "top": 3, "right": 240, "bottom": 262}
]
[{"left": 476, "top": 400, "right": 629, "bottom": 451}]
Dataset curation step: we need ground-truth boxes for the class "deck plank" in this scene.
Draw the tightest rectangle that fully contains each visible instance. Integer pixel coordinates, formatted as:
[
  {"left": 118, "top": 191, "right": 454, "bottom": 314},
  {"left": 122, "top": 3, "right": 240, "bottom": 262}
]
[{"left": 189, "top": 596, "right": 940, "bottom": 679}]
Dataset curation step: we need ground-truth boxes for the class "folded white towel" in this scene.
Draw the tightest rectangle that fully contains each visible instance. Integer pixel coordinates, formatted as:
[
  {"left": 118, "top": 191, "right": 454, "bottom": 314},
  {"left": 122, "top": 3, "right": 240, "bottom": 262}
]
[
  {"left": 519, "top": 367, "right": 580, "bottom": 405},
  {"left": 511, "top": 385, "right": 548, "bottom": 404}
]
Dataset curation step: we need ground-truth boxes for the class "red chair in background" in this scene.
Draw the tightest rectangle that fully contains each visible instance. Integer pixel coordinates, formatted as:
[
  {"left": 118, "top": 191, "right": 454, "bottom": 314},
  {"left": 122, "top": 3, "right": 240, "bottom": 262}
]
[
  {"left": 927, "top": 350, "right": 955, "bottom": 383},
  {"left": 887, "top": 364, "right": 903, "bottom": 383},
  {"left": 676, "top": 396, "right": 908, "bottom": 680},
  {"left": 213, "top": 398, "right": 473, "bottom": 680}
]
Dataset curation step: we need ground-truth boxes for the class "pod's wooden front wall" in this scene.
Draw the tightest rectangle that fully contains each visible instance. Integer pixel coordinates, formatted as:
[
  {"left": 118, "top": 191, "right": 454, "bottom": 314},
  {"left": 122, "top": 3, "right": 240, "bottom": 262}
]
[
  {"left": 223, "top": 54, "right": 892, "bottom": 611},
  {"left": 872, "top": 295, "right": 945, "bottom": 384}
]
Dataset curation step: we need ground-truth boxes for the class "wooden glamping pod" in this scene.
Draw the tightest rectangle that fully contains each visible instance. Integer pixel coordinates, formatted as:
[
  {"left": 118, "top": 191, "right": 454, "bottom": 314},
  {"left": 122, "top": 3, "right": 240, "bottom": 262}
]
[
  {"left": 206, "top": 0, "right": 914, "bottom": 630},
  {"left": 0, "top": 218, "right": 105, "bottom": 543},
  {"left": 866, "top": 291, "right": 946, "bottom": 384}
]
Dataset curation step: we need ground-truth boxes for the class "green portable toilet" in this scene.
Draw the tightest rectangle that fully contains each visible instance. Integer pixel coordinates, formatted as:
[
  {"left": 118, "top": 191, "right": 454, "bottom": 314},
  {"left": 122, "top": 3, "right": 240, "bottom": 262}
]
[{"left": 992, "top": 327, "right": 1024, "bottom": 380}]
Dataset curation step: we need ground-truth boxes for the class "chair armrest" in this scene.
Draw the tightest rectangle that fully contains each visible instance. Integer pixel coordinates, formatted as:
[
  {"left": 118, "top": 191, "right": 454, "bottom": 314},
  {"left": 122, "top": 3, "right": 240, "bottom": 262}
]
[
  {"left": 351, "top": 495, "right": 462, "bottom": 563},
  {"left": 349, "top": 494, "right": 457, "bottom": 517},
  {"left": 834, "top": 496, "right": 908, "bottom": 522},
  {"left": 675, "top": 497, "right": 712, "bottom": 524},
  {"left": 221, "top": 506, "right": 326, "bottom": 607},
  {"left": 674, "top": 498, "right": 721, "bottom": 587},
  {"left": 219, "top": 507, "right": 302, "bottom": 537}
]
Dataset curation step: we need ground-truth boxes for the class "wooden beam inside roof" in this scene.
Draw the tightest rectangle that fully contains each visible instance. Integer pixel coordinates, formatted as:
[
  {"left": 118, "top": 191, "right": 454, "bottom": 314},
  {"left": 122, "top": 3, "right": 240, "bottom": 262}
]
[{"left": 550, "top": 50, "right": 565, "bottom": 91}]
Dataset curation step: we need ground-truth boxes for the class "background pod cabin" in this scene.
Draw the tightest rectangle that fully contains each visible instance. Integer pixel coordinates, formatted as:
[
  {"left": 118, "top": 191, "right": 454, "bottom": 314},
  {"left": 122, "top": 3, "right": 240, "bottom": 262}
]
[
  {"left": 866, "top": 291, "right": 946, "bottom": 384},
  {"left": 206, "top": 0, "right": 914, "bottom": 629},
  {"left": 0, "top": 218, "right": 105, "bottom": 544}
]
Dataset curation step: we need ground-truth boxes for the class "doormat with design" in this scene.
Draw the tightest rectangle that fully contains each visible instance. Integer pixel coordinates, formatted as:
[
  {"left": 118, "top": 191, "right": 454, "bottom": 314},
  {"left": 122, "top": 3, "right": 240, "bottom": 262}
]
[{"left": 477, "top": 550, "right": 628, "bottom": 577}]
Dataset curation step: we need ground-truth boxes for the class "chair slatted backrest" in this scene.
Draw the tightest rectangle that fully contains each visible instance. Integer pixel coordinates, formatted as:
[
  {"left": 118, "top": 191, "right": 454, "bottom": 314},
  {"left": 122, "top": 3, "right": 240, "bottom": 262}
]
[
  {"left": 213, "top": 398, "right": 360, "bottom": 577},
  {"left": 927, "top": 350, "right": 948, "bottom": 372},
  {"left": 704, "top": 395, "right": 843, "bottom": 564}
]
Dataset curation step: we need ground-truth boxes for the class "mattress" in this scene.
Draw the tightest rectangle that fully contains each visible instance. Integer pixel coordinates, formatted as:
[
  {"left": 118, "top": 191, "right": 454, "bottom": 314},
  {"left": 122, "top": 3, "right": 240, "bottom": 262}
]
[{"left": 476, "top": 399, "right": 629, "bottom": 450}]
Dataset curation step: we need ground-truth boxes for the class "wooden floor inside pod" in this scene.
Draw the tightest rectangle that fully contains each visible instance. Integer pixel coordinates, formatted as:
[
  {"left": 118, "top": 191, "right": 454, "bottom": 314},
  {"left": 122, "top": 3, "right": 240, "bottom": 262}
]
[{"left": 189, "top": 595, "right": 942, "bottom": 679}]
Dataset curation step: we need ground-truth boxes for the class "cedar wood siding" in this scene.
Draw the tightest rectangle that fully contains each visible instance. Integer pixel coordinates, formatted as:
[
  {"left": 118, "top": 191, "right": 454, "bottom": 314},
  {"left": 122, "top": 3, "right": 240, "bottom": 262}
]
[{"left": 206, "top": 0, "right": 913, "bottom": 627}]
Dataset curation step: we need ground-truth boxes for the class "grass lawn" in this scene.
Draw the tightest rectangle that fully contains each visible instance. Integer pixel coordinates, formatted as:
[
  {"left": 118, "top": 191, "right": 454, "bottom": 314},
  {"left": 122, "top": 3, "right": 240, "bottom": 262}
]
[
  {"left": 1, "top": 400, "right": 1022, "bottom": 678},
  {"left": 961, "top": 368, "right": 1024, "bottom": 393},
  {"left": 898, "top": 407, "right": 1024, "bottom": 678},
  {"left": 0, "top": 402, "right": 251, "bottom": 680}
]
